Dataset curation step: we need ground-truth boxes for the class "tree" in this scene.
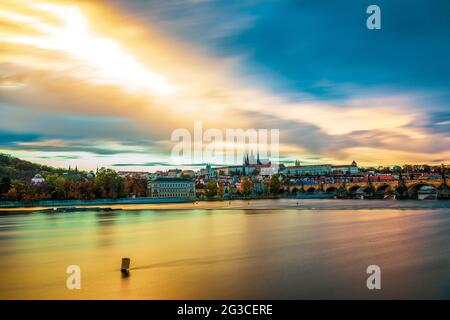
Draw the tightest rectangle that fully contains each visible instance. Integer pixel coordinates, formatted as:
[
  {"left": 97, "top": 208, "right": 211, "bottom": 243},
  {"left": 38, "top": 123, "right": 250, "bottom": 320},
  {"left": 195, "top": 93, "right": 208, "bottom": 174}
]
[
  {"left": 123, "top": 176, "right": 147, "bottom": 198},
  {"left": 5, "top": 187, "right": 18, "bottom": 201},
  {"left": 217, "top": 181, "right": 224, "bottom": 199},
  {"left": 242, "top": 176, "right": 252, "bottom": 197},
  {"left": 228, "top": 185, "right": 237, "bottom": 199},
  {"left": 0, "top": 177, "right": 12, "bottom": 199},
  {"left": 282, "top": 177, "right": 290, "bottom": 193},
  {"left": 269, "top": 175, "right": 280, "bottom": 194},
  {"left": 94, "top": 168, "right": 122, "bottom": 199},
  {"left": 205, "top": 180, "right": 218, "bottom": 198}
]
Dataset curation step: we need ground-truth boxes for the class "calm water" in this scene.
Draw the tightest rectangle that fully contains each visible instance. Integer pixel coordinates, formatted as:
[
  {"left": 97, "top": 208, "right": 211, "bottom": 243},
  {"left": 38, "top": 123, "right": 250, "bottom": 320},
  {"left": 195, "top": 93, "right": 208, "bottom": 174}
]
[{"left": 1, "top": 199, "right": 449, "bottom": 299}]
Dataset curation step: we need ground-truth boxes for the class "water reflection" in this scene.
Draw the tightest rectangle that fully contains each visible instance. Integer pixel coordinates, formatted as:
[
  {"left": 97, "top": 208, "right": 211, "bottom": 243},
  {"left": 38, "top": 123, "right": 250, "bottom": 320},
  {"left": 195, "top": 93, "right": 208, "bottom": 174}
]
[{"left": 0, "top": 200, "right": 449, "bottom": 299}]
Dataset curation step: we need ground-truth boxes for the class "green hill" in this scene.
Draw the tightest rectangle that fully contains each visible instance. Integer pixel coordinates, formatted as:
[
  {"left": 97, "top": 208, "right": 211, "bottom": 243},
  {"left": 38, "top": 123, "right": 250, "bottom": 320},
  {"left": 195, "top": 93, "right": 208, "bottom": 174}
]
[{"left": 0, "top": 153, "right": 72, "bottom": 181}]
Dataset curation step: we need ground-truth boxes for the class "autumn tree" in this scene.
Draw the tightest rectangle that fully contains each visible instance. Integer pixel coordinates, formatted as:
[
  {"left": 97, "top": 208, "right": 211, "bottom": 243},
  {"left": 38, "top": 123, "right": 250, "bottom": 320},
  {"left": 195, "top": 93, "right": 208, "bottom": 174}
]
[
  {"left": 205, "top": 180, "right": 218, "bottom": 199},
  {"left": 94, "top": 168, "right": 122, "bottom": 199},
  {"left": 123, "top": 176, "right": 148, "bottom": 198},
  {"left": 242, "top": 176, "right": 253, "bottom": 197},
  {"left": 0, "top": 177, "right": 12, "bottom": 200},
  {"left": 269, "top": 175, "right": 281, "bottom": 194},
  {"left": 217, "top": 180, "right": 224, "bottom": 199}
]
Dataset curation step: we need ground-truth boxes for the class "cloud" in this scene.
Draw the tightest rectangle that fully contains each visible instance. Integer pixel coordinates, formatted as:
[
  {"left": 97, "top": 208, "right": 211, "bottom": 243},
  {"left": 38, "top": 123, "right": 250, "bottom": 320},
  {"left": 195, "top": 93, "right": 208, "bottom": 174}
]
[{"left": 0, "top": 0, "right": 448, "bottom": 169}]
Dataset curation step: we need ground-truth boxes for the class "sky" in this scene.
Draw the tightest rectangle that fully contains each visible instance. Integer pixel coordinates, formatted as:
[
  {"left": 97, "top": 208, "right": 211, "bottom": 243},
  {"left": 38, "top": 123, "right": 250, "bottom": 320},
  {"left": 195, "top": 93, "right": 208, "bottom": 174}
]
[{"left": 0, "top": 0, "right": 449, "bottom": 171}]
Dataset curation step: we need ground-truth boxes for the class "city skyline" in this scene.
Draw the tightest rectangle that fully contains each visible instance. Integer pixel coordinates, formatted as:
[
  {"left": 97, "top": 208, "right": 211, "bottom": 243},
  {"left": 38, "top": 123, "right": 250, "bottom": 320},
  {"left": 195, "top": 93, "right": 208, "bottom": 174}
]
[{"left": 1, "top": 0, "right": 449, "bottom": 171}]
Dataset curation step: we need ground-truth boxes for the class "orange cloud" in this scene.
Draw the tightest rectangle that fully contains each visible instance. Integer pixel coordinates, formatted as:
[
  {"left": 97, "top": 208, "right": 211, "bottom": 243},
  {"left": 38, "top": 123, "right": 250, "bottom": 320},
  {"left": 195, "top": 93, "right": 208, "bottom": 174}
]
[{"left": 0, "top": 0, "right": 448, "bottom": 167}]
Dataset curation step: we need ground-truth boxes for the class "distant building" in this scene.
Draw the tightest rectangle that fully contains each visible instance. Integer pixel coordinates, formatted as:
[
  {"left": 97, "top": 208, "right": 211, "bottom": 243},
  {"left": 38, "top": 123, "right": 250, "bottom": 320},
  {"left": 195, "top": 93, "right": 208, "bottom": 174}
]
[
  {"left": 167, "top": 169, "right": 182, "bottom": 178},
  {"left": 31, "top": 173, "right": 45, "bottom": 185},
  {"left": 259, "top": 164, "right": 279, "bottom": 176},
  {"left": 148, "top": 171, "right": 164, "bottom": 181},
  {"left": 181, "top": 170, "right": 195, "bottom": 178},
  {"left": 241, "top": 152, "right": 273, "bottom": 176},
  {"left": 118, "top": 171, "right": 148, "bottom": 179},
  {"left": 214, "top": 166, "right": 231, "bottom": 176},
  {"left": 227, "top": 165, "right": 245, "bottom": 176},
  {"left": 283, "top": 164, "right": 332, "bottom": 176},
  {"left": 148, "top": 177, "right": 195, "bottom": 199},
  {"left": 332, "top": 161, "right": 359, "bottom": 175},
  {"left": 200, "top": 164, "right": 216, "bottom": 179}
]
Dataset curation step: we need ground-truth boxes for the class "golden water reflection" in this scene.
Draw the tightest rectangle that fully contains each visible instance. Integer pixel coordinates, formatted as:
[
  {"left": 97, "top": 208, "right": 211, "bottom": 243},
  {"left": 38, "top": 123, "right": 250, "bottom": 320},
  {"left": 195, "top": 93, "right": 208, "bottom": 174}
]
[{"left": 1, "top": 201, "right": 449, "bottom": 299}]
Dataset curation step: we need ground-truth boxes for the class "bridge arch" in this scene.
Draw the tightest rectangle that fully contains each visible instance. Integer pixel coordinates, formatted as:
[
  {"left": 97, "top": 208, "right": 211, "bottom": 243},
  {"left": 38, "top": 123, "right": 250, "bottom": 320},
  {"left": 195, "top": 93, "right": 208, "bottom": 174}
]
[
  {"left": 376, "top": 184, "right": 391, "bottom": 194},
  {"left": 408, "top": 183, "right": 437, "bottom": 196},
  {"left": 306, "top": 187, "right": 316, "bottom": 193},
  {"left": 357, "top": 186, "right": 373, "bottom": 193}
]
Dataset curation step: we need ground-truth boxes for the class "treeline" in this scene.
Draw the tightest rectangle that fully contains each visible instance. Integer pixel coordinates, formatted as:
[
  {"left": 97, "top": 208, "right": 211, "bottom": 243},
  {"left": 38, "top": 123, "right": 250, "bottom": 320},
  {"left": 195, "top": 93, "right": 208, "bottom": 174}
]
[
  {"left": 201, "top": 175, "right": 284, "bottom": 199},
  {"left": 361, "top": 164, "right": 447, "bottom": 175},
  {"left": 0, "top": 157, "right": 148, "bottom": 202},
  {"left": 0, "top": 153, "right": 69, "bottom": 180}
]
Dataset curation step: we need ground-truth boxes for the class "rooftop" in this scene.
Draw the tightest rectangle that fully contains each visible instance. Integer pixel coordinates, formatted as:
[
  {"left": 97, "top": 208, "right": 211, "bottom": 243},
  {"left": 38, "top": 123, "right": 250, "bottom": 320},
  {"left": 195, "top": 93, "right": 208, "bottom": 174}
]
[
  {"left": 152, "top": 177, "right": 194, "bottom": 182},
  {"left": 286, "top": 164, "right": 332, "bottom": 168}
]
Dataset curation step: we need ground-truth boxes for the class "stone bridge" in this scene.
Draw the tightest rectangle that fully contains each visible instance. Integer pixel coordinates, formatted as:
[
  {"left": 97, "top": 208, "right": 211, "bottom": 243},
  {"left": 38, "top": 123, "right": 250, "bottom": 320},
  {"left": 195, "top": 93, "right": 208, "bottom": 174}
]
[{"left": 288, "top": 179, "right": 450, "bottom": 197}]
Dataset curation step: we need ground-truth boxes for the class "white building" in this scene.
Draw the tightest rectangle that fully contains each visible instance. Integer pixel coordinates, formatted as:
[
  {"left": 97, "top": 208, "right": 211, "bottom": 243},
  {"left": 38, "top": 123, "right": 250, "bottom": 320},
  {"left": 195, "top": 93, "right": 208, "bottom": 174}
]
[
  {"left": 148, "top": 177, "right": 195, "bottom": 199},
  {"left": 332, "top": 161, "right": 359, "bottom": 175},
  {"left": 31, "top": 173, "right": 45, "bottom": 185},
  {"left": 259, "top": 164, "right": 279, "bottom": 176}
]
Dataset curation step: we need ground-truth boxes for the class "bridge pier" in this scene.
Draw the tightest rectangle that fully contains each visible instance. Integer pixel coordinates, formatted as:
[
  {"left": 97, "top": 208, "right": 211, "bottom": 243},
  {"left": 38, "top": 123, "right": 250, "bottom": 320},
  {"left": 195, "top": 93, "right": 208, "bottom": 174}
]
[{"left": 437, "top": 184, "right": 450, "bottom": 199}]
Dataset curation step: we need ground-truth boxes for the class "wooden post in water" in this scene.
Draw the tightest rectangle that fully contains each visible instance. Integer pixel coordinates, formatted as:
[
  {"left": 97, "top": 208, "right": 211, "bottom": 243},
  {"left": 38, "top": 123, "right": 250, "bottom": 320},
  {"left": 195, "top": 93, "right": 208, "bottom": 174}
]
[{"left": 121, "top": 257, "right": 130, "bottom": 274}]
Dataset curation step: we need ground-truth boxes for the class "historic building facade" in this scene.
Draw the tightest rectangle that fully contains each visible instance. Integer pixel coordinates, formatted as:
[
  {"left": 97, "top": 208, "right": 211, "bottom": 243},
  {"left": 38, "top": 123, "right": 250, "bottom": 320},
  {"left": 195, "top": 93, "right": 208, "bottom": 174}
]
[
  {"left": 283, "top": 164, "right": 333, "bottom": 176},
  {"left": 148, "top": 177, "right": 196, "bottom": 199}
]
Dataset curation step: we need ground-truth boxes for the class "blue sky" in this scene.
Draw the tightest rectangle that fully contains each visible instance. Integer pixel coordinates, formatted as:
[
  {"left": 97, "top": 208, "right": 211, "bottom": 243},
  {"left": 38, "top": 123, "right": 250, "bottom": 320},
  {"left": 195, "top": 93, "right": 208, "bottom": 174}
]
[{"left": 125, "top": 0, "right": 450, "bottom": 104}]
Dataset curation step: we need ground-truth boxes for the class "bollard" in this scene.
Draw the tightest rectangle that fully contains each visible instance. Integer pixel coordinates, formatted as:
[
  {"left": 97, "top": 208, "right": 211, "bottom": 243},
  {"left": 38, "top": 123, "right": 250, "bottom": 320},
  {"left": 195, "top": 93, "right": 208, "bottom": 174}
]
[{"left": 121, "top": 257, "right": 130, "bottom": 274}]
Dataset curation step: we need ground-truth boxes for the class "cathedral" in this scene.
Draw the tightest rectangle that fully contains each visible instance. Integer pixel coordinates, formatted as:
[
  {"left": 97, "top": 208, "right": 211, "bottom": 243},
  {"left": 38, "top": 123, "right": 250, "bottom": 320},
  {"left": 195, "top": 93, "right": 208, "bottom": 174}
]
[{"left": 242, "top": 151, "right": 271, "bottom": 175}]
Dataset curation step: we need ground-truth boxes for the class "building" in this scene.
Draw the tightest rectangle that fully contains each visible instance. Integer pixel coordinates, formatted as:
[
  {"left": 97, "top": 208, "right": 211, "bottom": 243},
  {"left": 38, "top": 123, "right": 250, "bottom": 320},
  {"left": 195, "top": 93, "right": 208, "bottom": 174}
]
[
  {"left": 332, "top": 161, "right": 359, "bottom": 175},
  {"left": 118, "top": 171, "right": 149, "bottom": 179},
  {"left": 31, "top": 173, "right": 45, "bottom": 185},
  {"left": 148, "top": 171, "right": 163, "bottom": 181},
  {"left": 241, "top": 152, "right": 273, "bottom": 176},
  {"left": 148, "top": 177, "right": 195, "bottom": 199},
  {"left": 227, "top": 165, "right": 245, "bottom": 176},
  {"left": 259, "top": 164, "right": 280, "bottom": 176},
  {"left": 181, "top": 170, "right": 195, "bottom": 178},
  {"left": 200, "top": 164, "right": 217, "bottom": 179},
  {"left": 167, "top": 169, "right": 182, "bottom": 178},
  {"left": 214, "top": 166, "right": 232, "bottom": 176},
  {"left": 283, "top": 164, "right": 333, "bottom": 176}
]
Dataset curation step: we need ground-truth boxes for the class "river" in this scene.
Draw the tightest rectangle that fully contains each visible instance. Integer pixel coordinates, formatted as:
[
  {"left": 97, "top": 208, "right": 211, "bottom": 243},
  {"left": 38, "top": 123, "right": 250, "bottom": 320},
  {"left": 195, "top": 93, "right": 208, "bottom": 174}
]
[{"left": 0, "top": 199, "right": 449, "bottom": 299}]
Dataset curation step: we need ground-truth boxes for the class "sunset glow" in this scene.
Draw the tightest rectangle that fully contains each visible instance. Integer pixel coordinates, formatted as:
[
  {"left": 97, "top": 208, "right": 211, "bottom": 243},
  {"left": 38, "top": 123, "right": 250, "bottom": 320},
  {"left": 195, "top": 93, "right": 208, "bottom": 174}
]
[{"left": 1, "top": 0, "right": 449, "bottom": 169}]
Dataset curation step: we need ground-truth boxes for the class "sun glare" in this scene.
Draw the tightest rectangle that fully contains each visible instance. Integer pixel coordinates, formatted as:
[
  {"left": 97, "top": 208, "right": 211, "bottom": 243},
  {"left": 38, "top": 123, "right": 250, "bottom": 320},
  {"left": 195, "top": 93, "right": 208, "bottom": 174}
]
[{"left": 0, "top": 1, "right": 176, "bottom": 96}]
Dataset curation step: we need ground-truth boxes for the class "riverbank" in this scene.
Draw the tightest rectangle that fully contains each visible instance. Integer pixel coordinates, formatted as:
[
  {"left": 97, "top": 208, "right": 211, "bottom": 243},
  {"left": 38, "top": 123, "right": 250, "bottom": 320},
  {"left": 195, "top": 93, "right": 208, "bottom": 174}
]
[{"left": 0, "top": 194, "right": 334, "bottom": 211}]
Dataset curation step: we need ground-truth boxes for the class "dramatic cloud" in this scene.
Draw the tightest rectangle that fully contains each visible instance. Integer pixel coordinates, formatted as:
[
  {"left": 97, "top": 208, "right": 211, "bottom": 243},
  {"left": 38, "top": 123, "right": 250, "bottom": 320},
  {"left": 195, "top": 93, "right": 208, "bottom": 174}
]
[{"left": 0, "top": 0, "right": 449, "bottom": 169}]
